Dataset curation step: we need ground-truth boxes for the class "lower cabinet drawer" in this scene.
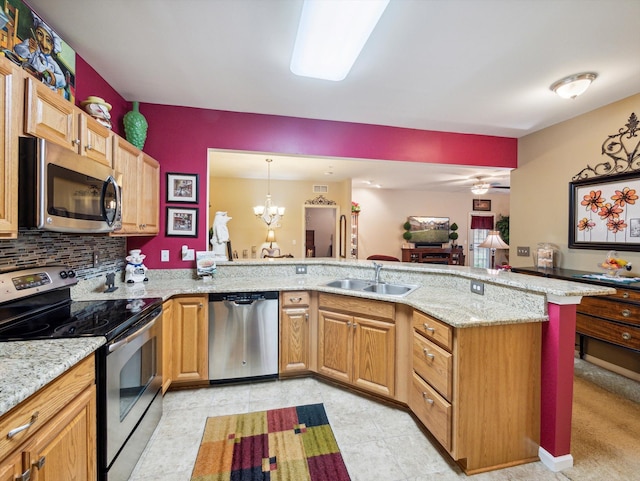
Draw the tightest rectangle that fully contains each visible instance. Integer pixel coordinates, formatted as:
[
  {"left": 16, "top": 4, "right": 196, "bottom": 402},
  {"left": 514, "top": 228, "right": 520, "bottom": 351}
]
[
  {"left": 413, "top": 331, "right": 452, "bottom": 400},
  {"left": 577, "top": 313, "right": 640, "bottom": 351},
  {"left": 410, "top": 371, "right": 451, "bottom": 452}
]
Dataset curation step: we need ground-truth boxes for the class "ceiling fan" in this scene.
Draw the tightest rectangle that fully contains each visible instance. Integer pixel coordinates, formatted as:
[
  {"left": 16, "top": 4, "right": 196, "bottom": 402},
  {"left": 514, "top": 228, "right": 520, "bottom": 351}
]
[{"left": 470, "top": 177, "right": 510, "bottom": 195}]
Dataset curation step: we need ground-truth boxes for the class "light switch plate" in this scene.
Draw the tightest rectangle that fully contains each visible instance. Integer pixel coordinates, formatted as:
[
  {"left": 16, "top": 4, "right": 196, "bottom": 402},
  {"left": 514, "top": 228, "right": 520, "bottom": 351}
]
[
  {"left": 517, "top": 246, "right": 530, "bottom": 256},
  {"left": 161, "top": 250, "right": 169, "bottom": 262}
]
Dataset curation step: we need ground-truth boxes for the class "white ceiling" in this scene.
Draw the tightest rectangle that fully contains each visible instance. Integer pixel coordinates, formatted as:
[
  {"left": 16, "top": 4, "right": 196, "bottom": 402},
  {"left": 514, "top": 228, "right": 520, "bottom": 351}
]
[{"left": 25, "top": 0, "right": 640, "bottom": 191}]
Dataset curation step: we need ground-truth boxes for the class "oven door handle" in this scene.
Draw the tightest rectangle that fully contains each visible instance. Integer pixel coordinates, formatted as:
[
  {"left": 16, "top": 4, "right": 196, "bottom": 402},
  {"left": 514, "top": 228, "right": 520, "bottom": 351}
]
[{"left": 108, "top": 317, "right": 158, "bottom": 353}]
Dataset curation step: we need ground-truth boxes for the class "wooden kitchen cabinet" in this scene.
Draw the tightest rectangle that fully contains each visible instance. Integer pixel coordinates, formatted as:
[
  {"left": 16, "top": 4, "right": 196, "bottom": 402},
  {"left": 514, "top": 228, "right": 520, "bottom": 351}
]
[
  {"left": 0, "top": 57, "right": 19, "bottom": 239},
  {"left": 172, "top": 296, "right": 209, "bottom": 384},
  {"left": 161, "top": 299, "right": 174, "bottom": 394},
  {"left": 409, "top": 309, "right": 541, "bottom": 474},
  {"left": 0, "top": 355, "right": 96, "bottom": 481},
  {"left": 112, "top": 137, "right": 160, "bottom": 235},
  {"left": 24, "top": 77, "right": 113, "bottom": 166},
  {"left": 318, "top": 293, "right": 396, "bottom": 398},
  {"left": 280, "top": 291, "right": 311, "bottom": 374}
]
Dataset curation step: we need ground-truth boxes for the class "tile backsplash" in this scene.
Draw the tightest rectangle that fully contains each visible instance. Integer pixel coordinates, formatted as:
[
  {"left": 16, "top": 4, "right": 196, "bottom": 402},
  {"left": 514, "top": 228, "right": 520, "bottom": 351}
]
[{"left": 0, "top": 230, "right": 127, "bottom": 280}]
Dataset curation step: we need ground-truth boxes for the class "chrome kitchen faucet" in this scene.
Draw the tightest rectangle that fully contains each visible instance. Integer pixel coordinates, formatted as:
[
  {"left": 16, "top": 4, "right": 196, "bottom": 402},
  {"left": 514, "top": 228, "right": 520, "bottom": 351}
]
[{"left": 373, "top": 261, "right": 383, "bottom": 283}]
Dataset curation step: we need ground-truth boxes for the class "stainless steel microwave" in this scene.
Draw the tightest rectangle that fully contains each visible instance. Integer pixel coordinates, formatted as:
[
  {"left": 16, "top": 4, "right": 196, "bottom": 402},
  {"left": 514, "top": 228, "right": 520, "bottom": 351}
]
[{"left": 18, "top": 137, "right": 122, "bottom": 233}]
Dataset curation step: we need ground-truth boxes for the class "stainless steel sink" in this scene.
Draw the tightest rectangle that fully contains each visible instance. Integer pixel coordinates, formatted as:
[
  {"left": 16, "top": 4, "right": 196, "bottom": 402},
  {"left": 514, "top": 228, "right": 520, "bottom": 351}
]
[
  {"left": 362, "top": 283, "right": 418, "bottom": 296},
  {"left": 324, "top": 279, "right": 418, "bottom": 297},
  {"left": 325, "top": 278, "right": 372, "bottom": 290}
]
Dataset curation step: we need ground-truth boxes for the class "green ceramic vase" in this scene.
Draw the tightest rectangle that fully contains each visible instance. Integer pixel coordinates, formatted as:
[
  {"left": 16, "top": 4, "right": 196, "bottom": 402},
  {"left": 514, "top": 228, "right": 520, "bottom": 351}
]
[{"left": 123, "top": 101, "right": 148, "bottom": 150}]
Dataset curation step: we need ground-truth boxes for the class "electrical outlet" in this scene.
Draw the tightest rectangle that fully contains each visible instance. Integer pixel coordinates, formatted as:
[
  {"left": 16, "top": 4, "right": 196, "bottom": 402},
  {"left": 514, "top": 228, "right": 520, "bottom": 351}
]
[
  {"left": 161, "top": 250, "right": 170, "bottom": 262},
  {"left": 517, "top": 246, "right": 530, "bottom": 256},
  {"left": 295, "top": 265, "right": 307, "bottom": 274},
  {"left": 93, "top": 250, "right": 99, "bottom": 267},
  {"left": 470, "top": 280, "right": 484, "bottom": 295}
]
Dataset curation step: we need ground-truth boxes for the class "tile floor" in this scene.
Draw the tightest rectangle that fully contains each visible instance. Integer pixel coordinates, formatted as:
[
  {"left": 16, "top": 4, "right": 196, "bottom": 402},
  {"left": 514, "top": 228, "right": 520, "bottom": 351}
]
[{"left": 128, "top": 359, "right": 637, "bottom": 481}]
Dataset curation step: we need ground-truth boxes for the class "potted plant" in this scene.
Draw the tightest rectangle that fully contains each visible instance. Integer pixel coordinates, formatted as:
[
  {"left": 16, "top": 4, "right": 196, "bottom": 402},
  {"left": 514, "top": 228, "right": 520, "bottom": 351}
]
[
  {"left": 402, "top": 221, "right": 412, "bottom": 241},
  {"left": 495, "top": 215, "right": 509, "bottom": 245},
  {"left": 449, "top": 222, "right": 459, "bottom": 247}
]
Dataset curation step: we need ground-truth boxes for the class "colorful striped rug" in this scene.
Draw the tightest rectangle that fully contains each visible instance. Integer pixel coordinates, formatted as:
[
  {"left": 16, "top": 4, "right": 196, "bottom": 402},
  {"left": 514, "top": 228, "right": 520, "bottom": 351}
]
[{"left": 191, "top": 403, "right": 351, "bottom": 481}]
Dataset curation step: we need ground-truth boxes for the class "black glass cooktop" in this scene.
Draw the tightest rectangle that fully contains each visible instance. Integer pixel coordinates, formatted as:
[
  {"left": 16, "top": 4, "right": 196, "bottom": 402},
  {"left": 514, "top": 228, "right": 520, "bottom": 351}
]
[{"left": 0, "top": 297, "right": 162, "bottom": 342}]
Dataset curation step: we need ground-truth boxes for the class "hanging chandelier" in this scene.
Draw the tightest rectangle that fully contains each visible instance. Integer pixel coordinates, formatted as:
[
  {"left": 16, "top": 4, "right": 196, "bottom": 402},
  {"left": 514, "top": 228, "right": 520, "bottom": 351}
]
[{"left": 253, "top": 159, "right": 285, "bottom": 227}]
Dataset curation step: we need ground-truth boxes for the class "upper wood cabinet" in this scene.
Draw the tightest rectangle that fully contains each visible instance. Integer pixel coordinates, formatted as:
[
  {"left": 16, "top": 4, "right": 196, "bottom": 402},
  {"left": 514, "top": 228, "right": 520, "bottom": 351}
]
[
  {"left": 0, "top": 58, "right": 19, "bottom": 239},
  {"left": 112, "top": 137, "right": 160, "bottom": 236},
  {"left": 24, "top": 77, "right": 113, "bottom": 166}
]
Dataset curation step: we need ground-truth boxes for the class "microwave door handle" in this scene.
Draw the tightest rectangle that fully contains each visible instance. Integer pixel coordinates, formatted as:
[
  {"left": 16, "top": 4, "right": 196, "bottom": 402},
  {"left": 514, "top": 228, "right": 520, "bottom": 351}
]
[
  {"left": 101, "top": 176, "right": 119, "bottom": 226},
  {"left": 108, "top": 316, "right": 158, "bottom": 353}
]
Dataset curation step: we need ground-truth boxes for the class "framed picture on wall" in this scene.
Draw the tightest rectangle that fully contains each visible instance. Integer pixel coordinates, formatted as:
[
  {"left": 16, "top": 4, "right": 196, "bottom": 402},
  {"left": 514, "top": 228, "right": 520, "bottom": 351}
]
[
  {"left": 166, "top": 172, "right": 198, "bottom": 203},
  {"left": 166, "top": 207, "right": 198, "bottom": 237},
  {"left": 569, "top": 170, "right": 640, "bottom": 250},
  {"left": 473, "top": 199, "right": 491, "bottom": 211}
]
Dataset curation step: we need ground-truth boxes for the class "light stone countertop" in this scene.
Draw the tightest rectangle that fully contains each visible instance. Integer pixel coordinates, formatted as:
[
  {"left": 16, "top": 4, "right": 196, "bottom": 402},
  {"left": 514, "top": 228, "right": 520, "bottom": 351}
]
[
  {"left": 0, "top": 337, "right": 105, "bottom": 418},
  {"left": 0, "top": 259, "right": 614, "bottom": 419}
]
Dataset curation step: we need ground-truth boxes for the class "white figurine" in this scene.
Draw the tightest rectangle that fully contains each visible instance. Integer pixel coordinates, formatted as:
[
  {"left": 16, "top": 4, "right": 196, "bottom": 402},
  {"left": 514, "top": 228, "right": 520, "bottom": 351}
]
[
  {"left": 125, "top": 249, "right": 149, "bottom": 283},
  {"left": 210, "top": 211, "right": 232, "bottom": 260}
]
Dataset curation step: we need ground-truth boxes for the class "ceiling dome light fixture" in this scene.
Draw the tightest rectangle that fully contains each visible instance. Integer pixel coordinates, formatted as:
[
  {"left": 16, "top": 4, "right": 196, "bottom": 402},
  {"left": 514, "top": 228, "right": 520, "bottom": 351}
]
[{"left": 550, "top": 72, "right": 597, "bottom": 99}]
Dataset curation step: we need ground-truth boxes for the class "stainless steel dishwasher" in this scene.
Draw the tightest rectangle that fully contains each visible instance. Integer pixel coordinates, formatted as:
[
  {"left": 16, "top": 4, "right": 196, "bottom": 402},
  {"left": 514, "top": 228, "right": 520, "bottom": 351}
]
[{"left": 208, "top": 291, "right": 279, "bottom": 382}]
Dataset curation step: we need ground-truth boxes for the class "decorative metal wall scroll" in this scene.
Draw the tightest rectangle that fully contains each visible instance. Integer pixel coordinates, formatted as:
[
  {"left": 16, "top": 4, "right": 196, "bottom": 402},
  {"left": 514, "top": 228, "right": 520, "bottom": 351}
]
[
  {"left": 572, "top": 113, "right": 640, "bottom": 181},
  {"left": 305, "top": 195, "right": 336, "bottom": 205}
]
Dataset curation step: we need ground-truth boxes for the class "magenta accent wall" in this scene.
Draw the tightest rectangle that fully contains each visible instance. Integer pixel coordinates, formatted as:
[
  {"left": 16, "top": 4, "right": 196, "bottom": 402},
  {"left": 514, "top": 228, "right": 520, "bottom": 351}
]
[
  {"left": 75, "top": 56, "right": 128, "bottom": 138},
  {"left": 77, "top": 56, "right": 517, "bottom": 269}
]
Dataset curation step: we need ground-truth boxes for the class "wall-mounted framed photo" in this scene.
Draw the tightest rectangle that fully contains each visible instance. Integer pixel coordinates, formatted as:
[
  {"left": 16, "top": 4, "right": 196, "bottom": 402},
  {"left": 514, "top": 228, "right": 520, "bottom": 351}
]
[
  {"left": 569, "top": 170, "right": 640, "bottom": 251},
  {"left": 166, "top": 207, "right": 198, "bottom": 237},
  {"left": 166, "top": 172, "right": 198, "bottom": 203},
  {"left": 473, "top": 199, "right": 491, "bottom": 211}
]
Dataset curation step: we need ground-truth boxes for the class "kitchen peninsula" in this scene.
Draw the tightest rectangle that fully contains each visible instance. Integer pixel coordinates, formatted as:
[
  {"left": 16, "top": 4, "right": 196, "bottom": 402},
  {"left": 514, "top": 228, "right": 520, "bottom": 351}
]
[{"left": 2, "top": 260, "right": 613, "bottom": 476}]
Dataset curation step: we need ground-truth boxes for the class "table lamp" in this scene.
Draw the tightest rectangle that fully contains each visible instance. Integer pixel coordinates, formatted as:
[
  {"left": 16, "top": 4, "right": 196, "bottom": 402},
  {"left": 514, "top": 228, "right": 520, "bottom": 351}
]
[{"left": 479, "top": 230, "right": 509, "bottom": 269}]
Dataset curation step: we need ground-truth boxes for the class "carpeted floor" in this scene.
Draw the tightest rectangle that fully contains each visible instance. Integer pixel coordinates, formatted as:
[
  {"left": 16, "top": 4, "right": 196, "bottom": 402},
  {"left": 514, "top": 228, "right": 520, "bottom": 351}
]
[
  {"left": 190, "top": 403, "right": 350, "bottom": 481},
  {"left": 563, "top": 374, "right": 640, "bottom": 481}
]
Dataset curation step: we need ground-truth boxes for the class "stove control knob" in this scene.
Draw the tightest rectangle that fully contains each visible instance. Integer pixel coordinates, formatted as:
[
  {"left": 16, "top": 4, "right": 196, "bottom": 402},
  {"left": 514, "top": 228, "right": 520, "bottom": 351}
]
[
  {"left": 60, "top": 271, "right": 68, "bottom": 279},
  {"left": 67, "top": 270, "right": 76, "bottom": 278}
]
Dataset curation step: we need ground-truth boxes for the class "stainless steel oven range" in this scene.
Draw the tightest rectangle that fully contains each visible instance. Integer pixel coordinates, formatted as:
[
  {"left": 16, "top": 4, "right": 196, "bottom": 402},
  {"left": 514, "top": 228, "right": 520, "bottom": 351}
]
[{"left": 0, "top": 266, "right": 163, "bottom": 481}]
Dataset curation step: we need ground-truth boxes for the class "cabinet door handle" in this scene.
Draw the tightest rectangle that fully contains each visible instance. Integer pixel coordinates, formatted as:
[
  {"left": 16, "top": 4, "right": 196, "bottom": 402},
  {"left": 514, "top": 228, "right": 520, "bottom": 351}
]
[
  {"left": 423, "top": 323, "right": 435, "bottom": 333},
  {"left": 622, "top": 309, "right": 631, "bottom": 317},
  {"left": 305, "top": 313, "right": 309, "bottom": 322},
  {"left": 33, "top": 456, "right": 46, "bottom": 470},
  {"left": 198, "top": 303, "right": 203, "bottom": 309},
  {"left": 289, "top": 297, "right": 302, "bottom": 303},
  {"left": 423, "top": 348, "right": 435, "bottom": 360},
  {"left": 7, "top": 411, "right": 39, "bottom": 439},
  {"left": 72, "top": 138, "right": 80, "bottom": 145},
  {"left": 622, "top": 291, "right": 630, "bottom": 299},
  {"left": 352, "top": 322, "right": 357, "bottom": 329},
  {"left": 622, "top": 332, "right": 632, "bottom": 341},
  {"left": 421, "top": 392, "right": 434, "bottom": 404},
  {"left": 85, "top": 144, "right": 93, "bottom": 151},
  {"left": 347, "top": 321, "right": 352, "bottom": 327},
  {"left": 16, "top": 468, "right": 31, "bottom": 481}
]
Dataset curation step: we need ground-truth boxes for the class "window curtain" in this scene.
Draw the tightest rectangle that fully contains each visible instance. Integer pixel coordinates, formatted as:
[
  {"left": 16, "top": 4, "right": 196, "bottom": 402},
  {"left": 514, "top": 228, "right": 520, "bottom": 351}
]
[{"left": 471, "top": 215, "right": 493, "bottom": 230}]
